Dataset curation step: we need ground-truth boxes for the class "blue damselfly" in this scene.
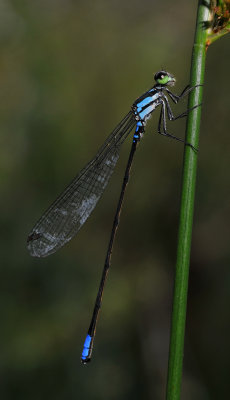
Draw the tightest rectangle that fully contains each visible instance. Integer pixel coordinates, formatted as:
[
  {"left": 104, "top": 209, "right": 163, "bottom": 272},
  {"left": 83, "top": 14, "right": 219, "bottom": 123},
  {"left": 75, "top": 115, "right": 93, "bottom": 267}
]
[{"left": 27, "top": 71, "right": 200, "bottom": 363}]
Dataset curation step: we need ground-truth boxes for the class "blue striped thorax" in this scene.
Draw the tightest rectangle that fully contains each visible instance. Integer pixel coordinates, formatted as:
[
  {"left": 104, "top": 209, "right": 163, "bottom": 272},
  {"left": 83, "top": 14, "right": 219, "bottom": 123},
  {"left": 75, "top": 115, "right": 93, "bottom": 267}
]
[
  {"left": 132, "top": 88, "right": 162, "bottom": 142},
  {"left": 133, "top": 88, "right": 162, "bottom": 122}
]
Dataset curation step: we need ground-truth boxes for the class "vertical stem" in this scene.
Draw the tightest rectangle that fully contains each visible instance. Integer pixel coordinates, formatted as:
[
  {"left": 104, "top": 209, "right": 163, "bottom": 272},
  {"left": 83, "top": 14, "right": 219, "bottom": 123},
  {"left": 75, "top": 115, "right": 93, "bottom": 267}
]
[{"left": 166, "top": 2, "right": 209, "bottom": 399}]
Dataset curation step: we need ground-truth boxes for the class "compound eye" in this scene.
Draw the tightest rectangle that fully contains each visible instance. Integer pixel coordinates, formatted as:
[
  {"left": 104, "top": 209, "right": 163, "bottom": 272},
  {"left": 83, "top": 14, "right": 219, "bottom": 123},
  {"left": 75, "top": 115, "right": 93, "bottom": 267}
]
[{"left": 154, "top": 71, "right": 167, "bottom": 81}]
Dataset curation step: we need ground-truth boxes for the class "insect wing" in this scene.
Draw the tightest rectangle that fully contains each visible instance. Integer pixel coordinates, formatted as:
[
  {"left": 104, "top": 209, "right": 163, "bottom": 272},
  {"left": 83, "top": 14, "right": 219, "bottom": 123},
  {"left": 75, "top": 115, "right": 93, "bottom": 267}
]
[{"left": 27, "top": 112, "right": 136, "bottom": 257}]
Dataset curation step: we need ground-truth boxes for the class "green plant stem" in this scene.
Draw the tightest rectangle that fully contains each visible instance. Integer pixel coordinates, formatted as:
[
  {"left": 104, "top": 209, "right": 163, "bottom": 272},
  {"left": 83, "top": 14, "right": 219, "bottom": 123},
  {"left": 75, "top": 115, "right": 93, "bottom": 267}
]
[{"left": 166, "top": 2, "right": 209, "bottom": 399}]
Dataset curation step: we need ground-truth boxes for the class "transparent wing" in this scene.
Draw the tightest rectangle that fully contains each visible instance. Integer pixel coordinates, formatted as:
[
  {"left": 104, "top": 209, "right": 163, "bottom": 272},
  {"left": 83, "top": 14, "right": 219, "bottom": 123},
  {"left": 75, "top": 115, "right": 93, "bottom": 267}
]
[{"left": 27, "top": 112, "right": 136, "bottom": 257}]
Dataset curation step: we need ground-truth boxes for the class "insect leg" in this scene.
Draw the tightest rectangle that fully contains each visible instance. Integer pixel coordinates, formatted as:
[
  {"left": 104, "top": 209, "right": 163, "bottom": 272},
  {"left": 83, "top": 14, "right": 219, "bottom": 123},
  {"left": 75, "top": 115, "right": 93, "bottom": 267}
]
[
  {"left": 166, "top": 84, "right": 203, "bottom": 104},
  {"left": 157, "top": 100, "right": 197, "bottom": 151},
  {"left": 164, "top": 95, "right": 201, "bottom": 121}
]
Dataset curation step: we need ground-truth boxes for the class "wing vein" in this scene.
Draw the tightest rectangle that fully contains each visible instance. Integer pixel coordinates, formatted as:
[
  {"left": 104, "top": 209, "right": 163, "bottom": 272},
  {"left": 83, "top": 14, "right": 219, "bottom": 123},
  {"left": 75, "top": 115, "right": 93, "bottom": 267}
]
[{"left": 27, "top": 112, "right": 136, "bottom": 257}]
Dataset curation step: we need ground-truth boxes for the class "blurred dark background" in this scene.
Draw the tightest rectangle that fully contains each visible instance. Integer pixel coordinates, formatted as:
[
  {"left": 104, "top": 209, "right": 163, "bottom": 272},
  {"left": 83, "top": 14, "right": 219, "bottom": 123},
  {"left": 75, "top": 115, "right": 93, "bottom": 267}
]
[{"left": 1, "top": 1, "right": 230, "bottom": 399}]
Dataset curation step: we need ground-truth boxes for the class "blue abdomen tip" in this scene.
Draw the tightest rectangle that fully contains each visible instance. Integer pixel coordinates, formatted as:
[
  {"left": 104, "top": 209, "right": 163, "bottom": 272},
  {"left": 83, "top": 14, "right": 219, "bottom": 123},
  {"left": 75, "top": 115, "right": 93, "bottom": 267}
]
[{"left": 81, "top": 334, "right": 93, "bottom": 363}]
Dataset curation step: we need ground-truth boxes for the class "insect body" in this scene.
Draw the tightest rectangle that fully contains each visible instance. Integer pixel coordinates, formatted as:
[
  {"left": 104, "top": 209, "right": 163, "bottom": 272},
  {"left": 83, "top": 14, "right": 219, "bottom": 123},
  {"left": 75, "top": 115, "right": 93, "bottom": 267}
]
[{"left": 27, "top": 71, "right": 200, "bottom": 363}]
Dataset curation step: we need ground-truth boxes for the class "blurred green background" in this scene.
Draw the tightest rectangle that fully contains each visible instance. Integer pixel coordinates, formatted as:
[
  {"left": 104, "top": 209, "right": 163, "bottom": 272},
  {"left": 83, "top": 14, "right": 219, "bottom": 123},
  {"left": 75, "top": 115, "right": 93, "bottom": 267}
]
[{"left": 1, "top": 1, "right": 230, "bottom": 399}]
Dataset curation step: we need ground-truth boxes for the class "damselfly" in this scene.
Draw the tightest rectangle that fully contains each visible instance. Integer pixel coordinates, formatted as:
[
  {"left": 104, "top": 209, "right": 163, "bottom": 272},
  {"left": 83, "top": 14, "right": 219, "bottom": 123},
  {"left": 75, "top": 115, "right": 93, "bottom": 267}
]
[{"left": 27, "top": 71, "right": 200, "bottom": 363}]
